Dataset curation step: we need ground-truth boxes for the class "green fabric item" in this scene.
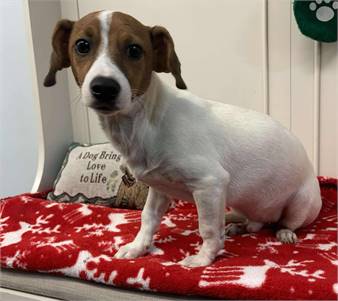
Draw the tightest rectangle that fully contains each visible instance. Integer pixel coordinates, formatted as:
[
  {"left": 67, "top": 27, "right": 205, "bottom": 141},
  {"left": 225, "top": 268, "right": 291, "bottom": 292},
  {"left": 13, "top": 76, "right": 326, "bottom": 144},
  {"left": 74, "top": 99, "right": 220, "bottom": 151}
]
[{"left": 294, "top": 0, "right": 337, "bottom": 43}]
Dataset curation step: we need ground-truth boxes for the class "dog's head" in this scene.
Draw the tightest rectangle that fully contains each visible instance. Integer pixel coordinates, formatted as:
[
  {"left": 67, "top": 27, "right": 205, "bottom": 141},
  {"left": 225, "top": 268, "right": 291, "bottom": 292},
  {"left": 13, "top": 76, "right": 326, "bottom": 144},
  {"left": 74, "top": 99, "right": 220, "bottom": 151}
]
[{"left": 44, "top": 11, "right": 186, "bottom": 115}]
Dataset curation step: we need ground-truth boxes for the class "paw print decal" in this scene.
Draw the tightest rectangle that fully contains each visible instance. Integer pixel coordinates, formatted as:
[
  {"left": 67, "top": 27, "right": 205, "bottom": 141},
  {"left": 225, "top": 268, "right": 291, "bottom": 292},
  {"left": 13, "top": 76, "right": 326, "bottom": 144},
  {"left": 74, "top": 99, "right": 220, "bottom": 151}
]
[
  {"left": 294, "top": 0, "right": 337, "bottom": 42},
  {"left": 309, "top": 0, "right": 338, "bottom": 22}
]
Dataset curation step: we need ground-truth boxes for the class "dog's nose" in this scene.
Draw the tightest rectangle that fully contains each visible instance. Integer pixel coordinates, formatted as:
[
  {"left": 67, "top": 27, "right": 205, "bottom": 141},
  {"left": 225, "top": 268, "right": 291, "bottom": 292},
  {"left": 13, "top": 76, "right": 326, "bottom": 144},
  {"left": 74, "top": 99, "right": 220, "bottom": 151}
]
[{"left": 90, "top": 76, "right": 121, "bottom": 102}]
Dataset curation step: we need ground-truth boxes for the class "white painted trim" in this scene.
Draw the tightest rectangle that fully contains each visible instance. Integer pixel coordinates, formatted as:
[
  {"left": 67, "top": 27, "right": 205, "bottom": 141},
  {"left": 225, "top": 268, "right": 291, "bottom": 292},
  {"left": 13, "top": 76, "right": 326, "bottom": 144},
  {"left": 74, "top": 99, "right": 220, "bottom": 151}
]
[
  {"left": 263, "top": 0, "right": 270, "bottom": 115},
  {"left": 313, "top": 41, "right": 321, "bottom": 175},
  {"left": 22, "top": 0, "right": 46, "bottom": 193}
]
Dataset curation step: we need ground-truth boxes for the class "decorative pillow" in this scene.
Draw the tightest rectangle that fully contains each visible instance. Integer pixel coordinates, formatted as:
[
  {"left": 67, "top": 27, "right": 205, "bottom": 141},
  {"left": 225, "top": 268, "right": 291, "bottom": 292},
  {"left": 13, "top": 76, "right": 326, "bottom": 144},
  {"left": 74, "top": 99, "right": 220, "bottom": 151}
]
[{"left": 47, "top": 143, "right": 148, "bottom": 209}]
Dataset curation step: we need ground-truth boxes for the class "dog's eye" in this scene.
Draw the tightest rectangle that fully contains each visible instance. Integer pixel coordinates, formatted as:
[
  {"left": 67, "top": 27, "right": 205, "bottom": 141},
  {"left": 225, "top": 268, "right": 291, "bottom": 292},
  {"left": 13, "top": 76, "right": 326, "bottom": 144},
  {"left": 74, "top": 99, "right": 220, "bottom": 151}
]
[
  {"left": 126, "top": 44, "right": 143, "bottom": 60},
  {"left": 75, "top": 39, "right": 90, "bottom": 55}
]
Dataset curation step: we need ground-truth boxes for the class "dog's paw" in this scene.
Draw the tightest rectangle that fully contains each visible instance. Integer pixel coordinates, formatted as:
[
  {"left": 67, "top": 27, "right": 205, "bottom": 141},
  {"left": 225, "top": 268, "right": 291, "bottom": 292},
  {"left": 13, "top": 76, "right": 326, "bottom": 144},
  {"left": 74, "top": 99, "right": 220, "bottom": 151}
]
[
  {"left": 114, "top": 242, "right": 148, "bottom": 259},
  {"left": 179, "top": 254, "right": 213, "bottom": 267},
  {"left": 276, "top": 229, "right": 298, "bottom": 244}
]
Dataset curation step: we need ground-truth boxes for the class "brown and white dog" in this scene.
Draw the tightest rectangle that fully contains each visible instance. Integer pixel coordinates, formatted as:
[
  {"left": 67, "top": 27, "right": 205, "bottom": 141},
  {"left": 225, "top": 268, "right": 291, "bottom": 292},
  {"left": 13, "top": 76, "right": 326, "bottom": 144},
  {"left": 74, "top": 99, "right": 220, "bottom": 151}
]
[{"left": 45, "top": 11, "right": 322, "bottom": 267}]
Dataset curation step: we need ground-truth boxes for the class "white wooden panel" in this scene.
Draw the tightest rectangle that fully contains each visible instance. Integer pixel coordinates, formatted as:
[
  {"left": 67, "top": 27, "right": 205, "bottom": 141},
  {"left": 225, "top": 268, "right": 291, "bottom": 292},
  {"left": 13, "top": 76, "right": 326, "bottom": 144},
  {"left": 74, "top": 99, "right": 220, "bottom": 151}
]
[
  {"left": 77, "top": 0, "right": 265, "bottom": 142},
  {"left": 319, "top": 43, "right": 338, "bottom": 177},
  {"left": 290, "top": 15, "right": 315, "bottom": 168},
  {"left": 267, "top": 0, "right": 291, "bottom": 129}
]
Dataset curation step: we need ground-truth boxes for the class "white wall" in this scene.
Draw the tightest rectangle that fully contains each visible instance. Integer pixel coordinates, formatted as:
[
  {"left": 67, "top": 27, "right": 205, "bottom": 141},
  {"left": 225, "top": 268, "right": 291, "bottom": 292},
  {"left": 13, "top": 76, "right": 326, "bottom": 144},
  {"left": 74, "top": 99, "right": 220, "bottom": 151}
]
[
  {"left": 0, "top": 0, "right": 38, "bottom": 197},
  {"left": 61, "top": 0, "right": 337, "bottom": 177}
]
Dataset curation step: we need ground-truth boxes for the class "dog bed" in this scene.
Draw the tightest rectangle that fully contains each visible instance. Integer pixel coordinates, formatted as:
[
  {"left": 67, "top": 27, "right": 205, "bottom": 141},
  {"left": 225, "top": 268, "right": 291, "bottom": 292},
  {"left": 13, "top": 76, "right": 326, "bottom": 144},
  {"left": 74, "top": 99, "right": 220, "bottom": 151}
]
[{"left": 0, "top": 177, "right": 337, "bottom": 300}]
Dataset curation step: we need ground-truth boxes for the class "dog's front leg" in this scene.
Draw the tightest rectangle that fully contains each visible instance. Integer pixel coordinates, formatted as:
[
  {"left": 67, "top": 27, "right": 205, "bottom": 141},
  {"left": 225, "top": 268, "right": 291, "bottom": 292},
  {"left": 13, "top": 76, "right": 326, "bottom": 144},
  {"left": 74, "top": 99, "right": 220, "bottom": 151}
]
[
  {"left": 179, "top": 172, "right": 229, "bottom": 267},
  {"left": 114, "top": 187, "right": 170, "bottom": 259}
]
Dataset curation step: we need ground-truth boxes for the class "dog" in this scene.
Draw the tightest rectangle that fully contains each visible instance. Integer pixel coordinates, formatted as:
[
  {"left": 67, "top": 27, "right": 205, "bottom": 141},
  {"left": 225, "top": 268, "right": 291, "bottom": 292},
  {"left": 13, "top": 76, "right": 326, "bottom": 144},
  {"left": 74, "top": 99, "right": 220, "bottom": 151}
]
[{"left": 44, "top": 10, "right": 322, "bottom": 267}]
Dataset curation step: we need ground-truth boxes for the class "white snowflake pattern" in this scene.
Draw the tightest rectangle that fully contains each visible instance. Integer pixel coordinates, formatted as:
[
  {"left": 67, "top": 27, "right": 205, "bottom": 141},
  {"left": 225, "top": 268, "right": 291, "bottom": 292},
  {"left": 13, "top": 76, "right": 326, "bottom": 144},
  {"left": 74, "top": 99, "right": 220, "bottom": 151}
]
[
  {"left": 0, "top": 222, "right": 31, "bottom": 247},
  {"left": 74, "top": 211, "right": 140, "bottom": 237},
  {"left": 0, "top": 216, "right": 10, "bottom": 231},
  {"left": 173, "top": 212, "right": 196, "bottom": 222},
  {"left": 107, "top": 211, "right": 140, "bottom": 232},
  {"left": 0, "top": 214, "right": 57, "bottom": 248},
  {"left": 257, "top": 240, "right": 282, "bottom": 254},
  {"left": 98, "top": 241, "right": 114, "bottom": 254},
  {"left": 31, "top": 237, "right": 77, "bottom": 253},
  {"left": 74, "top": 223, "right": 107, "bottom": 238},
  {"left": 190, "top": 241, "right": 202, "bottom": 253},
  {"left": 45, "top": 202, "right": 69, "bottom": 210},
  {"left": 161, "top": 215, "right": 176, "bottom": 228},
  {"left": 319, "top": 252, "right": 338, "bottom": 266},
  {"left": 51, "top": 250, "right": 117, "bottom": 285},
  {"left": 321, "top": 214, "right": 337, "bottom": 222},
  {"left": 126, "top": 268, "right": 151, "bottom": 290},
  {"left": 297, "top": 240, "right": 337, "bottom": 252},
  {"left": 31, "top": 224, "right": 61, "bottom": 235},
  {"left": 20, "top": 196, "right": 33, "bottom": 204},
  {"left": 2, "top": 250, "right": 29, "bottom": 269},
  {"left": 63, "top": 205, "right": 93, "bottom": 224},
  {"left": 279, "top": 260, "right": 325, "bottom": 280},
  {"left": 199, "top": 259, "right": 325, "bottom": 289},
  {"left": 199, "top": 260, "right": 278, "bottom": 289},
  {"left": 154, "top": 235, "right": 176, "bottom": 244}
]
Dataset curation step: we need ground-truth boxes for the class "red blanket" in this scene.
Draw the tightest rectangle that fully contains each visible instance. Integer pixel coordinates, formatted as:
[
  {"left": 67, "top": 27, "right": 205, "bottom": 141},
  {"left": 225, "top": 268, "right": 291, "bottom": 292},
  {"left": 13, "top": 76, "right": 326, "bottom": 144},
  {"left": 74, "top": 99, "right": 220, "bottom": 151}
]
[{"left": 0, "top": 177, "right": 337, "bottom": 300}]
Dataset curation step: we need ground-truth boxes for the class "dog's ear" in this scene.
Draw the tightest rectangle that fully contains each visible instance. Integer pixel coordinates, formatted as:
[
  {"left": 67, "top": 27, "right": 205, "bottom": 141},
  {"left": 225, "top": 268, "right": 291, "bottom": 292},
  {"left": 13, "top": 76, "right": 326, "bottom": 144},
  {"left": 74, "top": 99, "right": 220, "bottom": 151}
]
[
  {"left": 150, "top": 26, "right": 187, "bottom": 90},
  {"left": 44, "top": 19, "right": 74, "bottom": 87}
]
